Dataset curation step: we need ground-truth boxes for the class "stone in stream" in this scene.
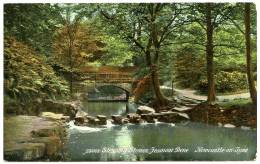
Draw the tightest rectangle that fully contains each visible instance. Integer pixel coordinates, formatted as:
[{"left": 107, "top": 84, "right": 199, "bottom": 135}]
[
  {"left": 136, "top": 106, "right": 155, "bottom": 114},
  {"left": 140, "top": 114, "right": 156, "bottom": 123},
  {"left": 96, "top": 115, "right": 107, "bottom": 125},
  {"left": 111, "top": 115, "right": 123, "bottom": 124},
  {"left": 127, "top": 113, "right": 142, "bottom": 124},
  {"left": 97, "top": 115, "right": 107, "bottom": 121},
  {"left": 122, "top": 118, "right": 130, "bottom": 124},
  {"left": 75, "top": 110, "right": 88, "bottom": 118},
  {"left": 223, "top": 124, "right": 236, "bottom": 128},
  {"left": 74, "top": 117, "right": 85, "bottom": 125},
  {"left": 156, "top": 112, "right": 189, "bottom": 123},
  {"left": 94, "top": 118, "right": 101, "bottom": 125},
  {"left": 74, "top": 110, "right": 88, "bottom": 124},
  {"left": 86, "top": 116, "right": 96, "bottom": 124}
]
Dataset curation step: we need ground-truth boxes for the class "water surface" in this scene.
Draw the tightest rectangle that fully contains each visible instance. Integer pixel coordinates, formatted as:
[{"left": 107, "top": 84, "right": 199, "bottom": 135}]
[{"left": 66, "top": 102, "right": 256, "bottom": 161}]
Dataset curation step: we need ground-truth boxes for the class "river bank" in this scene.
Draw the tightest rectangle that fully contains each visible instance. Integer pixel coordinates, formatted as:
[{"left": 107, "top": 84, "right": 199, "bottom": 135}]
[
  {"left": 3, "top": 93, "right": 256, "bottom": 161},
  {"left": 4, "top": 114, "right": 69, "bottom": 161}
]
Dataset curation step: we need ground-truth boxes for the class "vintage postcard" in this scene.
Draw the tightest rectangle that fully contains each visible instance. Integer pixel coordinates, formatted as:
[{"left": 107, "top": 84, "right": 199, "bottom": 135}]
[{"left": 2, "top": 0, "right": 257, "bottom": 162}]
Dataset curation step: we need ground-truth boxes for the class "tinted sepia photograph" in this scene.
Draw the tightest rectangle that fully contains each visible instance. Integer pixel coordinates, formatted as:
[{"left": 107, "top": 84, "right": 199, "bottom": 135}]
[{"left": 2, "top": 1, "right": 257, "bottom": 161}]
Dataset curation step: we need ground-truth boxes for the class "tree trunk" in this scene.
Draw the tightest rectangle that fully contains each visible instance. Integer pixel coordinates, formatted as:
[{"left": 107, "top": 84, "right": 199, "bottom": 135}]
[
  {"left": 68, "top": 26, "right": 73, "bottom": 98},
  {"left": 244, "top": 3, "right": 257, "bottom": 105},
  {"left": 148, "top": 5, "right": 169, "bottom": 108},
  {"left": 145, "top": 48, "right": 168, "bottom": 108},
  {"left": 69, "top": 44, "right": 73, "bottom": 98},
  {"left": 150, "top": 64, "right": 168, "bottom": 107},
  {"left": 206, "top": 3, "right": 216, "bottom": 104}
]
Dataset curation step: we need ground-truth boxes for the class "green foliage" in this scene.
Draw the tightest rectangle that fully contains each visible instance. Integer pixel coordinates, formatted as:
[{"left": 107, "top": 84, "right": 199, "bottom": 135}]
[
  {"left": 4, "top": 4, "right": 61, "bottom": 55},
  {"left": 3, "top": 3, "right": 257, "bottom": 104},
  {"left": 171, "top": 8, "right": 256, "bottom": 91},
  {"left": 4, "top": 37, "right": 69, "bottom": 102},
  {"left": 101, "top": 35, "right": 134, "bottom": 66},
  {"left": 197, "top": 71, "right": 248, "bottom": 93},
  {"left": 218, "top": 98, "right": 252, "bottom": 108},
  {"left": 174, "top": 46, "right": 205, "bottom": 88}
]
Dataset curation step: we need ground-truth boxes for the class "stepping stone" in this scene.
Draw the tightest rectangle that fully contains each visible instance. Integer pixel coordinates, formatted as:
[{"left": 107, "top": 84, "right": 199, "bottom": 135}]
[{"left": 224, "top": 124, "right": 236, "bottom": 128}]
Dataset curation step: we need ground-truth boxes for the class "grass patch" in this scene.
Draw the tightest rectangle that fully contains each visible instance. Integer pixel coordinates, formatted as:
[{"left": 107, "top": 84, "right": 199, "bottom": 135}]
[
  {"left": 218, "top": 98, "right": 252, "bottom": 108},
  {"left": 216, "top": 89, "right": 249, "bottom": 96},
  {"left": 193, "top": 89, "right": 249, "bottom": 96}
]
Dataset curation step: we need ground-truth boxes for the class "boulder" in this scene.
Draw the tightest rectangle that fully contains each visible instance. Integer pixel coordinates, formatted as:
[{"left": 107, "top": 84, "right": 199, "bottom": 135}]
[
  {"left": 127, "top": 113, "right": 141, "bottom": 119},
  {"left": 4, "top": 115, "right": 66, "bottom": 161},
  {"left": 97, "top": 115, "right": 107, "bottom": 121},
  {"left": 4, "top": 143, "right": 46, "bottom": 161},
  {"left": 74, "top": 110, "right": 88, "bottom": 125},
  {"left": 42, "top": 99, "right": 80, "bottom": 119},
  {"left": 70, "top": 101, "right": 83, "bottom": 111},
  {"left": 156, "top": 112, "right": 189, "bottom": 123},
  {"left": 127, "top": 113, "right": 142, "bottom": 124},
  {"left": 141, "top": 114, "right": 156, "bottom": 123},
  {"left": 75, "top": 110, "right": 88, "bottom": 118},
  {"left": 111, "top": 115, "right": 123, "bottom": 124},
  {"left": 136, "top": 106, "right": 155, "bottom": 114},
  {"left": 61, "top": 116, "right": 70, "bottom": 122},
  {"left": 86, "top": 116, "right": 96, "bottom": 124},
  {"left": 41, "top": 112, "right": 64, "bottom": 120},
  {"left": 96, "top": 115, "right": 107, "bottom": 125},
  {"left": 31, "top": 136, "right": 62, "bottom": 158},
  {"left": 94, "top": 118, "right": 101, "bottom": 125},
  {"left": 122, "top": 118, "right": 130, "bottom": 124},
  {"left": 74, "top": 117, "right": 85, "bottom": 124},
  {"left": 224, "top": 124, "right": 236, "bottom": 128}
]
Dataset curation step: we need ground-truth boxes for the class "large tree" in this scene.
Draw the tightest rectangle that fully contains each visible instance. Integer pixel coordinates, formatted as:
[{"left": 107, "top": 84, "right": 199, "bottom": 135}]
[
  {"left": 191, "top": 3, "right": 235, "bottom": 104},
  {"left": 52, "top": 4, "right": 105, "bottom": 97},
  {"left": 221, "top": 3, "right": 257, "bottom": 105},
  {"left": 99, "top": 4, "right": 188, "bottom": 108},
  {"left": 244, "top": 3, "right": 257, "bottom": 105}
]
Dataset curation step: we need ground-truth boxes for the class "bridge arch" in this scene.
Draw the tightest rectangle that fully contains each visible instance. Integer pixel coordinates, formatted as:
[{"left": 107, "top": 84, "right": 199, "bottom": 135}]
[
  {"left": 88, "top": 83, "right": 132, "bottom": 101},
  {"left": 97, "top": 85, "right": 130, "bottom": 101},
  {"left": 94, "top": 83, "right": 132, "bottom": 94},
  {"left": 96, "top": 85, "right": 130, "bottom": 94}
]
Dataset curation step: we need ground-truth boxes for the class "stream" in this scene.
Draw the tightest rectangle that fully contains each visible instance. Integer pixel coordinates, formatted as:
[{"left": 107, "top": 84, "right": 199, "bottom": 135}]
[{"left": 65, "top": 101, "right": 256, "bottom": 161}]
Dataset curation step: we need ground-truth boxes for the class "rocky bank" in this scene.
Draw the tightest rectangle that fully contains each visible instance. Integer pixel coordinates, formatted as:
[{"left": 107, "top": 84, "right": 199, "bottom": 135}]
[{"left": 4, "top": 114, "right": 68, "bottom": 161}]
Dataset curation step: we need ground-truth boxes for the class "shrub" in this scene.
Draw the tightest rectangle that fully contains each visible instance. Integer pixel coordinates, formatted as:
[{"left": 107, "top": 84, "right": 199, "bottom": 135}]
[
  {"left": 197, "top": 71, "right": 248, "bottom": 93},
  {"left": 4, "top": 37, "right": 69, "bottom": 102}
]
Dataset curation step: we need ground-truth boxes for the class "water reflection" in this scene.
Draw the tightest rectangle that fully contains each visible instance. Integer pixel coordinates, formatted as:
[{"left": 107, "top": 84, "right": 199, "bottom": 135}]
[
  {"left": 67, "top": 122, "right": 256, "bottom": 161},
  {"left": 81, "top": 102, "right": 136, "bottom": 116}
]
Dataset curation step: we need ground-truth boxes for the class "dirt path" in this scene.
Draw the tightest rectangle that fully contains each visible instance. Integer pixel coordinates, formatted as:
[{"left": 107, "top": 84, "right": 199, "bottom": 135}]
[
  {"left": 161, "top": 86, "right": 250, "bottom": 102},
  {"left": 174, "top": 88, "right": 250, "bottom": 101},
  {"left": 175, "top": 89, "right": 250, "bottom": 101}
]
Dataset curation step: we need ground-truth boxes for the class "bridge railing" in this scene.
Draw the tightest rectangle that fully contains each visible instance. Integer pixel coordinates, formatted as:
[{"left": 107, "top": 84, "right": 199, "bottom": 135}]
[{"left": 78, "top": 72, "right": 134, "bottom": 83}]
